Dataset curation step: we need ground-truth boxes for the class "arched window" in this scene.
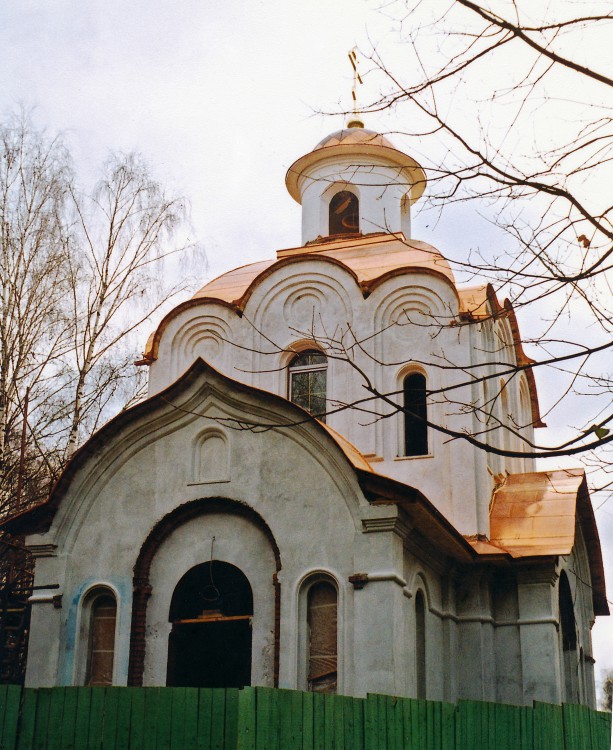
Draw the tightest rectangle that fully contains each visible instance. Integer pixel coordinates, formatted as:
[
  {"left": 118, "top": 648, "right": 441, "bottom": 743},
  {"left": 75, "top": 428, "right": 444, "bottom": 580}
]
[
  {"left": 404, "top": 373, "right": 428, "bottom": 456},
  {"left": 559, "top": 572, "right": 580, "bottom": 703},
  {"left": 329, "top": 191, "right": 359, "bottom": 235},
  {"left": 307, "top": 581, "right": 338, "bottom": 693},
  {"left": 415, "top": 590, "right": 426, "bottom": 699},
  {"left": 289, "top": 350, "right": 327, "bottom": 421},
  {"left": 167, "top": 561, "right": 253, "bottom": 688},
  {"left": 85, "top": 592, "right": 117, "bottom": 686}
]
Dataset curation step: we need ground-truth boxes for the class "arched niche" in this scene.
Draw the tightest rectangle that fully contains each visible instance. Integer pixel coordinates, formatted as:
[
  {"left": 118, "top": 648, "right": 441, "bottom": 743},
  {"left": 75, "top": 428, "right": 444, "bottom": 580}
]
[
  {"left": 166, "top": 561, "right": 253, "bottom": 688},
  {"left": 191, "top": 428, "right": 230, "bottom": 484}
]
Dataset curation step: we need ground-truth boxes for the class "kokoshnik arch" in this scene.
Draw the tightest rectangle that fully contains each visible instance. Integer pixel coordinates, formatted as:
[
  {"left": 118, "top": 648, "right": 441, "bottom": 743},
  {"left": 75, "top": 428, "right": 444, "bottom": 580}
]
[{"left": 10, "top": 119, "right": 607, "bottom": 707}]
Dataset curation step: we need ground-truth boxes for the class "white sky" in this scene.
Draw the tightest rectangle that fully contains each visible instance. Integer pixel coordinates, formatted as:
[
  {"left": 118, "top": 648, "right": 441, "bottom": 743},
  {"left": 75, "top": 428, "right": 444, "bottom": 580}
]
[{"left": 1, "top": 0, "right": 611, "bottom": 699}]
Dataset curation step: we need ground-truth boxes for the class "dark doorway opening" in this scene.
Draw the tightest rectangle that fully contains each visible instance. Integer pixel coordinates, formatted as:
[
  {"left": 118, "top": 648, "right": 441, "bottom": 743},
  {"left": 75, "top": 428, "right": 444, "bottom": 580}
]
[{"left": 166, "top": 561, "right": 253, "bottom": 688}]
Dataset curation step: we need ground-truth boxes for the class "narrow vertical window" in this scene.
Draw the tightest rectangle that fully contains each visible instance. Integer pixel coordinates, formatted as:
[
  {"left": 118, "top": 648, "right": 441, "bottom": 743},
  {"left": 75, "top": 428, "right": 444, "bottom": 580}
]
[
  {"left": 404, "top": 373, "right": 428, "bottom": 456},
  {"left": 289, "top": 350, "right": 327, "bottom": 421},
  {"left": 307, "top": 582, "right": 337, "bottom": 693},
  {"left": 415, "top": 590, "right": 426, "bottom": 699},
  {"left": 85, "top": 594, "right": 117, "bottom": 686},
  {"left": 329, "top": 191, "right": 359, "bottom": 235}
]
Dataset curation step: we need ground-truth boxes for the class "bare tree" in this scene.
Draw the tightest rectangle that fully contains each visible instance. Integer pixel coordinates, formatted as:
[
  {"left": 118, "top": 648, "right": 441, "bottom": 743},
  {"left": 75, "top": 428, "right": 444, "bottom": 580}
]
[
  {"left": 0, "top": 115, "right": 193, "bottom": 517},
  {"left": 0, "top": 113, "right": 72, "bottom": 513},
  {"left": 63, "top": 153, "right": 187, "bottom": 456},
  {"left": 332, "top": 0, "right": 613, "bottom": 486}
]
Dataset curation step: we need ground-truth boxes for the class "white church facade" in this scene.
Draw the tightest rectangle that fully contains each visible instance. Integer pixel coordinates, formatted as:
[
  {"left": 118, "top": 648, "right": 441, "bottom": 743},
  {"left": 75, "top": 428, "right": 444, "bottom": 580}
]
[{"left": 13, "top": 122, "right": 608, "bottom": 706}]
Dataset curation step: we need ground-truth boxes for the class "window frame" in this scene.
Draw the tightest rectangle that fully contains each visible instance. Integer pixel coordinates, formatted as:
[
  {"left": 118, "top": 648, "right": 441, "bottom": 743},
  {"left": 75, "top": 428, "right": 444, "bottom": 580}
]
[
  {"left": 76, "top": 585, "right": 119, "bottom": 687},
  {"left": 288, "top": 349, "right": 328, "bottom": 421},
  {"left": 328, "top": 190, "right": 360, "bottom": 236},
  {"left": 402, "top": 371, "right": 429, "bottom": 457}
]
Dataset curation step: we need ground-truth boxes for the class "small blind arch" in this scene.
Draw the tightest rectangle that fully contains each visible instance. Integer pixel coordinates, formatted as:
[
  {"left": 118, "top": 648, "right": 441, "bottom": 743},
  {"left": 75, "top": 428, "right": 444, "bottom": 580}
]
[
  {"left": 329, "top": 191, "right": 359, "bottom": 235},
  {"left": 404, "top": 372, "right": 428, "bottom": 456}
]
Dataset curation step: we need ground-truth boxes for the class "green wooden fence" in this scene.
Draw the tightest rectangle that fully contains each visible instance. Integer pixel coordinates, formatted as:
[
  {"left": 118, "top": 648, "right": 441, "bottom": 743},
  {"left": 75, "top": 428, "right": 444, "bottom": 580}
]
[{"left": 0, "top": 684, "right": 610, "bottom": 750}]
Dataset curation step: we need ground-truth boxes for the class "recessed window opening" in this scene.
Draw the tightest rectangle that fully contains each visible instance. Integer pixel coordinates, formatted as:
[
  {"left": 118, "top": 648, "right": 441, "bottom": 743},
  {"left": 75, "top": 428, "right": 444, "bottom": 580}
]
[
  {"left": 85, "top": 593, "right": 117, "bottom": 687},
  {"left": 307, "top": 581, "right": 338, "bottom": 694},
  {"left": 329, "top": 191, "right": 359, "bottom": 235},
  {"left": 289, "top": 350, "right": 327, "bottom": 421},
  {"left": 415, "top": 590, "right": 426, "bottom": 699},
  {"left": 404, "top": 373, "right": 428, "bottom": 456},
  {"left": 167, "top": 561, "right": 253, "bottom": 688}
]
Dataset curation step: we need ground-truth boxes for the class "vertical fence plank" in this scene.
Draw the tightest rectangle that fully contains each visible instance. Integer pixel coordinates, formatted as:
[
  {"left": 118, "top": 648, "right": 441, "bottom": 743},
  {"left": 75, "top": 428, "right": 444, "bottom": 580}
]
[
  {"left": 16, "top": 690, "right": 37, "bottom": 750},
  {"left": 114, "top": 688, "right": 131, "bottom": 750},
  {"left": 224, "top": 688, "right": 239, "bottom": 750},
  {"left": 236, "top": 687, "right": 255, "bottom": 750},
  {"left": 101, "top": 687, "right": 120, "bottom": 750},
  {"left": 342, "top": 695, "right": 356, "bottom": 750},
  {"left": 441, "top": 702, "right": 455, "bottom": 750},
  {"left": 197, "top": 689, "right": 212, "bottom": 750},
  {"left": 289, "top": 689, "right": 303, "bottom": 750},
  {"left": 1, "top": 684, "right": 21, "bottom": 750},
  {"left": 181, "top": 688, "right": 199, "bottom": 750},
  {"left": 253, "top": 688, "right": 270, "bottom": 750},
  {"left": 170, "top": 687, "right": 187, "bottom": 750},
  {"left": 0, "top": 685, "right": 8, "bottom": 743},
  {"left": 71, "top": 688, "right": 91, "bottom": 750},
  {"left": 33, "top": 688, "right": 53, "bottom": 750},
  {"left": 58, "top": 688, "right": 78, "bottom": 750},
  {"left": 6, "top": 685, "right": 612, "bottom": 750},
  {"left": 210, "top": 690, "right": 226, "bottom": 750},
  {"left": 128, "top": 688, "right": 145, "bottom": 750},
  {"left": 301, "top": 691, "right": 313, "bottom": 750}
]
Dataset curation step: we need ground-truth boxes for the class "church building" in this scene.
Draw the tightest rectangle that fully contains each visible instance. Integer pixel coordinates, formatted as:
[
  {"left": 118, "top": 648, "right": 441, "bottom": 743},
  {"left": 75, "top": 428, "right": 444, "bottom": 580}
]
[{"left": 11, "top": 120, "right": 608, "bottom": 707}]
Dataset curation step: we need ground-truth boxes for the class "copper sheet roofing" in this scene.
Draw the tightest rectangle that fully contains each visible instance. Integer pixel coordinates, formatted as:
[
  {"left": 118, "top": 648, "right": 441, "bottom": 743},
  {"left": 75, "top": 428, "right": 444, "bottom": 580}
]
[
  {"left": 286, "top": 127, "right": 426, "bottom": 204},
  {"left": 489, "top": 469, "right": 584, "bottom": 556},
  {"left": 466, "top": 468, "right": 608, "bottom": 614},
  {"left": 458, "top": 283, "right": 544, "bottom": 429},
  {"left": 314, "top": 128, "right": 397, "bottom": 150},
  {"left": 141, "top": 234, "right": 456, "bottom": 362},
  {"left": 318, "top": 421, "right": 374, "bottom": 474},
  {"left": 194, "top": 233, "right": 455, "bottom": 303}
]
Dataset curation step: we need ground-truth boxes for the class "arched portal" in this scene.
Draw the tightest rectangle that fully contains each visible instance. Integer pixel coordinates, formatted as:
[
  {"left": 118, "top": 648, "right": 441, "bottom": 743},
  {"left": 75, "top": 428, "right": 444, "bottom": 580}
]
[{"left": 167, "top": 561, "right": 253, "bottom": 688}]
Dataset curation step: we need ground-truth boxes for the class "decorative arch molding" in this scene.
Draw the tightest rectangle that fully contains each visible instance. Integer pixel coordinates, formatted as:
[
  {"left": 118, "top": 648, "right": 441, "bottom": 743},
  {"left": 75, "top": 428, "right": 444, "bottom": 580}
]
[
  {"left": 406, "top": 570, "right": 435, "bottom": 609},
  {"left": 251, "top": 268, "right": 355, "bottom": 333},
  {"left": 128, "top": 496, "right": 282, "bottom": 687},
  {"left": 170, "top": 314, "right": 233, "bottom": 377}
]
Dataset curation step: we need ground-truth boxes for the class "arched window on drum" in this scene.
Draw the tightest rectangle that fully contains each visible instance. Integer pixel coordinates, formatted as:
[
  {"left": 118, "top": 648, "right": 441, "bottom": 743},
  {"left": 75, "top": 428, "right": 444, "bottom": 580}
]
[{"left": 329, "top": 191, "right": 359, "bottom": 235}]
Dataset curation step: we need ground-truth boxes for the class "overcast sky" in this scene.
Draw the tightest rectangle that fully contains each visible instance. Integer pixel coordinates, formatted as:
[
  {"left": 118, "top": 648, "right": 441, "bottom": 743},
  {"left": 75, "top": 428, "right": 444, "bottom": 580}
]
[{"left": 1, "top": 0, "right": 611, "bottom": 698}]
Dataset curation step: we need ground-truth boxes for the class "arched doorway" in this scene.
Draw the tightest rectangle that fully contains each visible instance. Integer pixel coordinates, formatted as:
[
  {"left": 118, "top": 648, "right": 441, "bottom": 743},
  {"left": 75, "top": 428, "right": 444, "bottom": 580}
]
[{"left": 166, "top": 561, "right": 253, "bottom": 688}]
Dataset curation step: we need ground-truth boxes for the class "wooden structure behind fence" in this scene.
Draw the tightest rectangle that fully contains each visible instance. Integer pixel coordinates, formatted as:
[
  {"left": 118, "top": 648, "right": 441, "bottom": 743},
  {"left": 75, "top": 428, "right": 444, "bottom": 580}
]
[{"left": 0, "top": 684, "right": 610, "bottom": 749}]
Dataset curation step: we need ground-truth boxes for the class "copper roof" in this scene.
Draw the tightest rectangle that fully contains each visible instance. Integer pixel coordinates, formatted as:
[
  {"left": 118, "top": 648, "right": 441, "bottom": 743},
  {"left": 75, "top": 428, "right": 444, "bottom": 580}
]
[
  {"left": 465, "top": 468, "right": 608, "bottom": 615},
  {"left": 142, "top": 234, "right": 456, "bottom": 362},
  {"left": 314, "top": 128, "right": 397, "bottom": 150},
  {"left": 489, "top": 469, "right": 585, "bottom": 556},
  {"left": 286, "top": 127, "right": 427, "bottom": 205}
]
